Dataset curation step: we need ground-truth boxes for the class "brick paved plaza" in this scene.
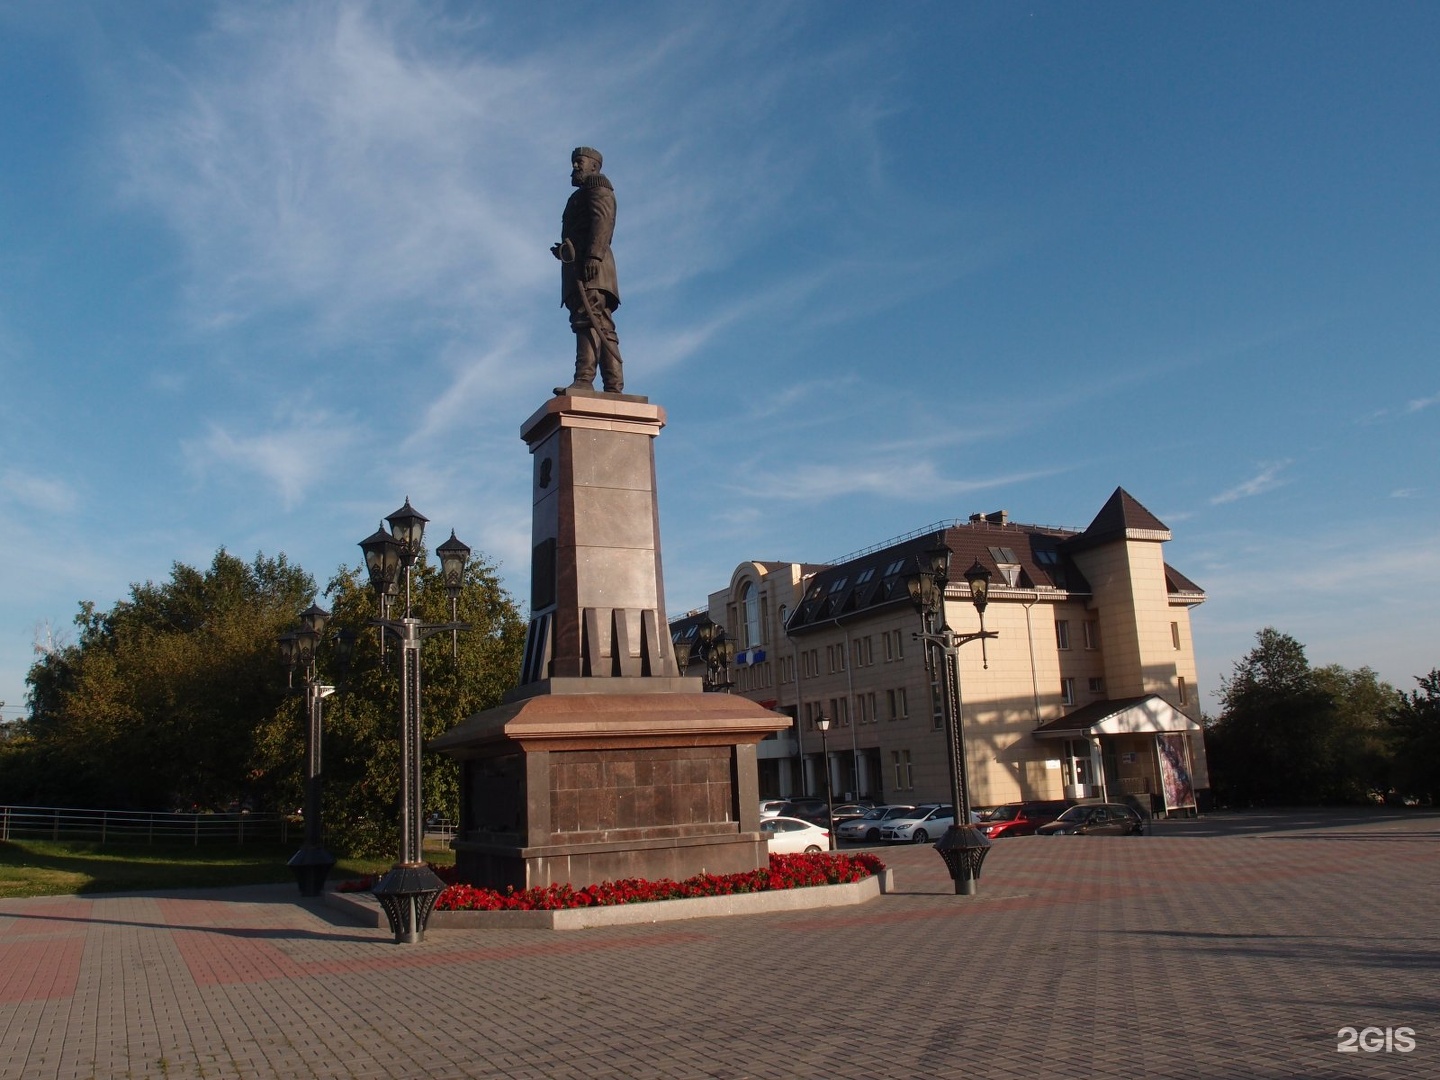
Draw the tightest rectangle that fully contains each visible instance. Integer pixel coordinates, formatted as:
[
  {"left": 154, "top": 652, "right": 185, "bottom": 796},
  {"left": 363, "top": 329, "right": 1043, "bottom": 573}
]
[{"left": 2, "top": 809, "right": 1436, "bottom": 1079}]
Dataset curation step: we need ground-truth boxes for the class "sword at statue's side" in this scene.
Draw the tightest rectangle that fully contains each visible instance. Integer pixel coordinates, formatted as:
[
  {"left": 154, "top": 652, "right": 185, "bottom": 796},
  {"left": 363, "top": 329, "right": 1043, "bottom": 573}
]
[{"left": 552, "top": 237, "right": 618, "bottom": 377}]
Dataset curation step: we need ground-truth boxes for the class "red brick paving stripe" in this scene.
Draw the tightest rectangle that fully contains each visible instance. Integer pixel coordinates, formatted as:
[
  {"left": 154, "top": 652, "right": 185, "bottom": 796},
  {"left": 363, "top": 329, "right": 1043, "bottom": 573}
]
[
  {"left": 170, "top": 913, "right": 710, "bottom": 986},
  {"left": 0, "top": 936, "right": 84, "bottom": 1003},
  {"left": 0, "top": 897, "right": 94, "bottom": 936}
]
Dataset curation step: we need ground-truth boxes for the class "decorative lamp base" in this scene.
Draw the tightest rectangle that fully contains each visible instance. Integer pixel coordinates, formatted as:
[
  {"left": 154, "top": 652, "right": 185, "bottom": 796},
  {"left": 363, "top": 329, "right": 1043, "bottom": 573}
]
[
  {"left": 287, "top": 846, "right": 337, "bottom": 898},
  {"left": 933, "top": 825, "right": 993, "bottom": 896},
  {"left": 373, "top": 863, "right": 447, "bottom": 944}
]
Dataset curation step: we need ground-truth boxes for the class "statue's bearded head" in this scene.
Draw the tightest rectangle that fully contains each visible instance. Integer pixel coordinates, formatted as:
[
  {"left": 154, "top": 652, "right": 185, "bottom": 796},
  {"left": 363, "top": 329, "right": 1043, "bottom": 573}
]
[{"left": 570, "top": 147, "right": 602, "bottom": 186}]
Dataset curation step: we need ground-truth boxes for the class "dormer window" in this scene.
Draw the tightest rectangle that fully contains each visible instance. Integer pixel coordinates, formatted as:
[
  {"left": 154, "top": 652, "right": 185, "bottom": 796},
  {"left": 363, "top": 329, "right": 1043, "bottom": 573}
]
[{"left": 987, "top": 546, "right": 1022, "bottom": 588}]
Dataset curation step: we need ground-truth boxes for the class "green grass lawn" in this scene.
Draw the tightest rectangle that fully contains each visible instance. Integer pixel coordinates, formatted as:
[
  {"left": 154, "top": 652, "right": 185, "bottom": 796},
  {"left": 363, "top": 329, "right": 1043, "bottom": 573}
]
[{"left": 0, "top": 839, "right": 456, "bottom": 899}]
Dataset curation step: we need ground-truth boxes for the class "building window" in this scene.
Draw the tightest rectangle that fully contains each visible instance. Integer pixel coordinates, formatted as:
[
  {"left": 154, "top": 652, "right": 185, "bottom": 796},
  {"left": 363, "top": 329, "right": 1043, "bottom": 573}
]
[
  {"left": 740, "top": 583, "right": 761, "bottom": 648},
  {"left": 802, "top": 649, "right": 819, "bottom": 678},
  {"left": 883, "top": 628, "right": 904, "bottom": 662},
  {"left": 887, "top": 687, "right": 907, "bottom": 721},
  {"left": 1171, "top": 621, "right": 1182, "bottom": 650},
  {"left": 852, "top": 636, "right": 874, "bottom": 667},
  {"left": 828, "top": 697, "right": 850, "bottom": 727},
  {"left": 903, "top": 750, "right": 914, "bottom": 789},
  {"left": 1056, "top": 620, "right": 1071, "bottom": 651},
  {"left": 1178, "top": 676, "right": 1188, "bottom": 705},
  {"left": 862, "top": 692, "right": 877, "bottom": 724},
  {"left": 930, "top": 675, "right": 945, "bottom": 730},
  {"left": 1084, "top": 620, "right": 1099, "bottom": 650},
  {"left": 1061, "top": 678, "right": 1076, "bottom": 706},
  {"left": 1088, "top": 676, "right": 1105, "bottom": 694},
  {"left": 892, "top": 751, "right": 903, "bottom": 791}
]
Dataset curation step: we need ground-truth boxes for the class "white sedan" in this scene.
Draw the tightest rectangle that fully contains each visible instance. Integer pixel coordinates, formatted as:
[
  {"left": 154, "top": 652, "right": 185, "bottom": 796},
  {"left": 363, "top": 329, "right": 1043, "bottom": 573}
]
[
  {"left": 880, "top": 804, "right": 982, "bottom": 843},
  {"left": 759, "top": 815, "right": 831, "bottom": 854}
]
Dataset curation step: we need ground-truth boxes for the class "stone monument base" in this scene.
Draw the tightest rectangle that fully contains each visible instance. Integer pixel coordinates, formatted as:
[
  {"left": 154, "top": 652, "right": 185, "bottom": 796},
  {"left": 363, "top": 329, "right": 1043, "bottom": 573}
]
[{"left": 430, "top": 686, "right": 786, "bottom": 891}]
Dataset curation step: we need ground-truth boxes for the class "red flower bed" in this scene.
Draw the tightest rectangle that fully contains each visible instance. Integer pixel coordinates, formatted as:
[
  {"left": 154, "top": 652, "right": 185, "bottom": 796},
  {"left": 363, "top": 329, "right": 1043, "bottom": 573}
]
[
  {"left": 338, "top": 852, "right": 885, "bottom": 910},
  {"left": 437, "top": 852, "right": 884, "bottom": 911}
]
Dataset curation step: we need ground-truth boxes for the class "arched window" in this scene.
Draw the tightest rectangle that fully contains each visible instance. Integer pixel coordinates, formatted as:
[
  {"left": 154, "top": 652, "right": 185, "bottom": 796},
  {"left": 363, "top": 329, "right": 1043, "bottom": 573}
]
[{"left": 741, "top": 582, "right": 762, "bottom": 649}]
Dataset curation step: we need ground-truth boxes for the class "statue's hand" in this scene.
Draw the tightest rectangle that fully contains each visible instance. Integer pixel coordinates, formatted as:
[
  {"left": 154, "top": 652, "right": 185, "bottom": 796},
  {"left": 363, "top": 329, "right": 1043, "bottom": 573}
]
[{"left": 582, "top": 257, "right": 601, "bottom": 282}]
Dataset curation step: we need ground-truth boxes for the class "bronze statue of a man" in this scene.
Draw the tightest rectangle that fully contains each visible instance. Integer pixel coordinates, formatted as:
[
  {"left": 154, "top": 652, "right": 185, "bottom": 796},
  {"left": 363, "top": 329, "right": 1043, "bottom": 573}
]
[{"left": 552, "top": 146, "right": 624, "bottom": 394}]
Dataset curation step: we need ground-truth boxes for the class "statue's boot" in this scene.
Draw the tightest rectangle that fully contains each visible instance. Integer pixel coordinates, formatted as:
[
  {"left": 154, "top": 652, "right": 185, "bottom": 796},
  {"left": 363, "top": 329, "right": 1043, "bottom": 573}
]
[
  {"left": 599, "top": 332, "right": 624, "bottom": 394},
  {"left": 553, "top": 333, "right": 598, "bottom": 395}
]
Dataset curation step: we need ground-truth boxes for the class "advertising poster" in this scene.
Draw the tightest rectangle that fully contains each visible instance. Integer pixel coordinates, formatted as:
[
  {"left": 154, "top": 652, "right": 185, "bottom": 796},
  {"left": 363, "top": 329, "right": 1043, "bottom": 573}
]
[{"left": 1156, "top": 733, "right": 1196, "bottom": 812}]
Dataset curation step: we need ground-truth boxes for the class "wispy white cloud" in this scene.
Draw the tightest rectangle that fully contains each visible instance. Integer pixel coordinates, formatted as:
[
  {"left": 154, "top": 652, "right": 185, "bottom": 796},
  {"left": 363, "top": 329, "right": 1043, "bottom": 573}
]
[
  {"left": 1356, "top": 388, "right": 1440, "bottom": 424},
  {"left": 110, "top": 2, "right": 560, "bottom": 341},
  {"left": 1210, "top": 460, "right": 1293, "bottom": 505},
  {"left": 738, "top": 460, "right": 1065, "bottom": 504},
  {"left": 184, "top": 408, "right": 361, "bottom": 510},
  {"left": 1, "top": 469, "right": 80, "bottom": 515}
]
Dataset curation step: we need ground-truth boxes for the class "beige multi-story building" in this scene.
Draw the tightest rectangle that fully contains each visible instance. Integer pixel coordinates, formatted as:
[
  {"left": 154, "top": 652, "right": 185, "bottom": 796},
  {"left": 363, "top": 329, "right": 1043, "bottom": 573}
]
[{"left": 670, "top": 488, "right": 1209, "bottom": 814}]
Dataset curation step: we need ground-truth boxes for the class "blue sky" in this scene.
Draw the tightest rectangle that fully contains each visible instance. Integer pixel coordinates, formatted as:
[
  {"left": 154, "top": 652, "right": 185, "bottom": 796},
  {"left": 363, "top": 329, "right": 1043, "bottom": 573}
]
[{"left": 2, "top": 1, "right": 1437, "bottom": 723}]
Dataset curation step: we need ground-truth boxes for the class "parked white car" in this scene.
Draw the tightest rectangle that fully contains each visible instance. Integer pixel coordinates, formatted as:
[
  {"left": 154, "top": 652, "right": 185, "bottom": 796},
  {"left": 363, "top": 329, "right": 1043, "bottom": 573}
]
[
  {"left": 880, "top": 804, "right": 979, "bottom": 843},
  {"left": 759, "top": 815, "right": 831, "bottom": 853}
]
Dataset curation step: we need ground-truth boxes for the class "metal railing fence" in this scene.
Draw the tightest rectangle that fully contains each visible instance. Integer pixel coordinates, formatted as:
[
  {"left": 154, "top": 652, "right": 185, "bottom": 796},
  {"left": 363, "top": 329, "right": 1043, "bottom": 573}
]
[{"left": 0, "top": 805, "right": 292, "bottom": 846}]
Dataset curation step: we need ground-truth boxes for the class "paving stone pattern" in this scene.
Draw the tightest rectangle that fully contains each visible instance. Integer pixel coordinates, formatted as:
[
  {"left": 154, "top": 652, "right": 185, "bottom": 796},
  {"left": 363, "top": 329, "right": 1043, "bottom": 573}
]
[{"left": 1, "top": 809, "right": 1437, "bottom": 1079}]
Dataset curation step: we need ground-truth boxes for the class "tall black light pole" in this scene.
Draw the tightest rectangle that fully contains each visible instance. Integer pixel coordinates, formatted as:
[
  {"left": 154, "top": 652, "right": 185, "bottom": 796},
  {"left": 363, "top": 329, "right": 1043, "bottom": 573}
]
[
  {"left": 815, "top": 712, "right": 836, "bottom": 850},
  {"left": 278, "top": 603, "right": 354, "bottom": 896},
  {"left": 907, "top": 538, "right": 998, "bottom": 896},
  {"left": 358, "top": 499, "right": 471, "bottom": 944}
]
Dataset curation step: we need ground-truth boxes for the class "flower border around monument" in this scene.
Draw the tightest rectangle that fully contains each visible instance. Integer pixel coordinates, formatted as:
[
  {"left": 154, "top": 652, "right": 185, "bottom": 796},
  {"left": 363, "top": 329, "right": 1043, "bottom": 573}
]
[{"left": 337, "top": 851, "right": 885, "bottom": 912}]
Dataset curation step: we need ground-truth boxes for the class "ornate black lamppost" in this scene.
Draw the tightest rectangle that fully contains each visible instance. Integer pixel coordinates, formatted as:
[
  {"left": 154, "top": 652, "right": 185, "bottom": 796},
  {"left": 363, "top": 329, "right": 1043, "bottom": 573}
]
[
  {"left": 815, "top": 712, "right": 836, "bottom": 850},
  {"left": 278, "top": 602, "right": 354, "bottom": 897},
  {"left": 907, "top": 539, "right": 998, "bottom": 896},
  {"left": 358, "top": 498, "right": 471, "bottom": 944},
  {"left": 672, "top": 618, "right": 736, "bottom": 692}
]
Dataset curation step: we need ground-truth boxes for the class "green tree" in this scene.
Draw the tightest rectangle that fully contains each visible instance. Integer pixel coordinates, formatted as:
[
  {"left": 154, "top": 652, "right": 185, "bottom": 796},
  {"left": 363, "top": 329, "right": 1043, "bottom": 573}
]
[
  {"left": 1207, "top": 628, "right": 1334, "bottom": 805},
  {"left": 251, "top": 553, "right": 526, "bottom": 858},
  {"left": 16, "top": 551, "right": 312, "bottom": 809},
  {"left": 1387, "top": 670, "right": 1440, "bottom": 804},
  {"left": 1206, "top": 629, "right": 1407, "bottom": 806},
  {"left": 1311, "top": 664, "right": 1401, "bottom": 802}
]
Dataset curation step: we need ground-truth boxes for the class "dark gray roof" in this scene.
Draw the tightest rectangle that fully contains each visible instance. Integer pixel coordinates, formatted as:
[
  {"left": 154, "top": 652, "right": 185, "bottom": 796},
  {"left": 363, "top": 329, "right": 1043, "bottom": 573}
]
[
  {"left": 1064, "top": 487, "right": 1172, "bottom": 552},
  {"left": 784, "top": 518, "right": 1086, "bottom": 634}
]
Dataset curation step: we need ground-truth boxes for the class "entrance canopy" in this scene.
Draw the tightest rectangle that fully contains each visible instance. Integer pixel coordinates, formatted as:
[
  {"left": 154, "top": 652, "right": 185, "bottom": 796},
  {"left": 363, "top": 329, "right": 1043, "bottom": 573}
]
[{"left": 1031, "top": 695, "right": 1199, "bottom": 740}]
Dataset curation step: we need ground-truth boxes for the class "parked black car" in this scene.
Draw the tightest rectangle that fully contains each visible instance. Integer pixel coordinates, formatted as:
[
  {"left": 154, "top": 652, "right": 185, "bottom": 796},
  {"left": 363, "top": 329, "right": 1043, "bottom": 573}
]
[{"left": 1036, "top": 802, "right": 1145, "bottom": 836}]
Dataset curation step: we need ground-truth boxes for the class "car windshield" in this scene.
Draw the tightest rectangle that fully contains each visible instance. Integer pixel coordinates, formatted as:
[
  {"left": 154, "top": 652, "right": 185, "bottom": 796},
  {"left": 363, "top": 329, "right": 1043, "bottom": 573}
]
[
  {"left": 1054, "top": 806, "right": 1090, "bottom": 823},
  {"left": 985, "top": 806, "right": 1021, "bottom": 822},
  {"left": 881, "top": 806, "right": 914, "bottom": 819}
]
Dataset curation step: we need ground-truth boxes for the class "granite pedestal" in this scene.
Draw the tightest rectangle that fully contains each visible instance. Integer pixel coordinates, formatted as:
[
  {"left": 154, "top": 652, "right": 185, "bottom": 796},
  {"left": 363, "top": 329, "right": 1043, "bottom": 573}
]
[{"left": 432, "top": 392, "right": 787, "bottom": 890}]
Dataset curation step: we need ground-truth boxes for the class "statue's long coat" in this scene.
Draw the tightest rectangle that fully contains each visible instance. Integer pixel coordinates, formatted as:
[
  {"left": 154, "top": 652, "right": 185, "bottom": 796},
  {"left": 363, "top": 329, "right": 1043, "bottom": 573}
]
[{"left": 560, "top": 173, "right": 620, "bottom": 307}]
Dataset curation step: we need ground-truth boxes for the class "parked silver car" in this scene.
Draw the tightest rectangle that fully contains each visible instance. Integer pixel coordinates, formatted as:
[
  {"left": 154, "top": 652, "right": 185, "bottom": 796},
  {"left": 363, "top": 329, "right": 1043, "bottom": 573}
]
[{"left": 836, "top": 804, "right": 917, "bottom": 843}]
